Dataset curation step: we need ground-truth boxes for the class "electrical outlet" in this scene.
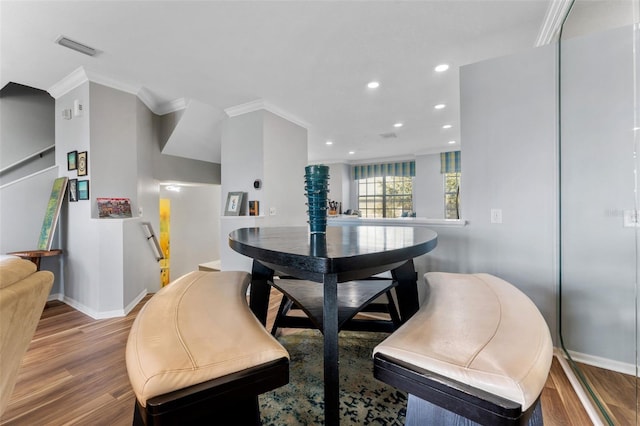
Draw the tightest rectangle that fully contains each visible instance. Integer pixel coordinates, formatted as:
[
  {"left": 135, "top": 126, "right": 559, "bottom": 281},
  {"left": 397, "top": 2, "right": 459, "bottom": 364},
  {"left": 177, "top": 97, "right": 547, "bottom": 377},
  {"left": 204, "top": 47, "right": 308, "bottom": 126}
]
[
  {"left": 269, "top": 207, "right": 276, "bottom": 216},
  {"left": 490, "top": 208, "right": 502, "bottom": 224},
  {"left": 623, "top": 210, "right": 640, "bottom": 227}
]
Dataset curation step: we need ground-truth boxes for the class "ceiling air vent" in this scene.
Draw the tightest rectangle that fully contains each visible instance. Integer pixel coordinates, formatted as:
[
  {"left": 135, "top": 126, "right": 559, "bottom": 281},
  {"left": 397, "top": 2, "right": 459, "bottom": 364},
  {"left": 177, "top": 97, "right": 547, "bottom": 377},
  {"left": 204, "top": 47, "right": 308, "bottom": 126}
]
[
  {"left": 55, "top": 36, "right": 97, "bottom": 56},
  {"left": 379, "top": 132, "right": 397, "bottom": 139}
]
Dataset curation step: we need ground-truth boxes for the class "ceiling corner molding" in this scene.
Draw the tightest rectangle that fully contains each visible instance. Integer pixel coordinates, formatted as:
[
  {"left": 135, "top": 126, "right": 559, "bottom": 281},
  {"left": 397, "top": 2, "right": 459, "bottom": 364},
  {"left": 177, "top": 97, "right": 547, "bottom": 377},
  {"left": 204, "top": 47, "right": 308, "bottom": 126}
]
[
  {"left": 224, "top": 99, "right": 265, "bottom": 117},
  {"left": 224, "top": 99, "right": 310, "bottom": 129},
  {"left": 47, "top": 67, "right": 89, "bottom": 99},
  {"left": 535, "top": 0, "right": 574, "bottom": 47},
  {"left": 84, "top": 69, "right": 140, "bottom": 96},
  {"left": 154, "top": 97, "right": 188, "bottom": 116}
]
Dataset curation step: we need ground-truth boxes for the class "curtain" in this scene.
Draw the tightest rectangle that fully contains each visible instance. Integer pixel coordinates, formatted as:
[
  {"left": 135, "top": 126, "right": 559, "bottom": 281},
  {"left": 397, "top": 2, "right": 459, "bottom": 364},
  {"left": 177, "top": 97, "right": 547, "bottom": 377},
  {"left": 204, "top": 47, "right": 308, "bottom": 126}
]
[
  {"left": 352, "top": 161, "right": 415, "bottom": 180},
  {"left": 440, "top": 151, "right": 461, "bottom": 173}
]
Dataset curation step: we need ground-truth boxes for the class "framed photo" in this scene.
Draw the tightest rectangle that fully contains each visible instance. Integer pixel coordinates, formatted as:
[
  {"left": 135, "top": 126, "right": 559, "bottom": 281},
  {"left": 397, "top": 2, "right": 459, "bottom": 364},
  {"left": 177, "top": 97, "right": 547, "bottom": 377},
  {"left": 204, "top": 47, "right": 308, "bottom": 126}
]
[
  {"left": 67, "top": 151, "right": 77, "bottom": 171},
  {"left": 97, "top": 198, "right": 132, "bottom": 218},
  {"left": 77, "top": 180, "right": 90, "bottom": 200},
  {"left": 68, "top": 179, "right": 78, "bottom": 202},
  {"left": 225, "top": 191, "right": 246, "bottom": 216},
  {"left": 77, "top": 151, "right": 88, "bottom": 176}
]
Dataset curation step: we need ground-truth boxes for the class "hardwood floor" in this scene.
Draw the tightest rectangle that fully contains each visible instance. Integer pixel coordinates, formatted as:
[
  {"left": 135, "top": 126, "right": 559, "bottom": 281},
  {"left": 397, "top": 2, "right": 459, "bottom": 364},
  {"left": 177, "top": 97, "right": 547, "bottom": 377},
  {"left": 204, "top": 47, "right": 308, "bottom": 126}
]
[
  {"left": 2, "top": 290, "right": 595, "bottom": 425},
  {"left": 576, "top": 361, "right": 638, "bottom": 425}
]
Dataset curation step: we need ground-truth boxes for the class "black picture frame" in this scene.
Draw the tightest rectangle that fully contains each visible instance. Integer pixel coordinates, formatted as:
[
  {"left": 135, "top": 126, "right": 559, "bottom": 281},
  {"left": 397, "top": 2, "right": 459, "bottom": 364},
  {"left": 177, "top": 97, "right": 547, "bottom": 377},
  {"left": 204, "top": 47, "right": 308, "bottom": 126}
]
[
  {"left": 77, "top": 151, "right": 88, "bottom": 176},
  {"left": 67, "top": 151, "right": 77, "bottom": 171},
  {"left": 77, "top": 180, "right": 89, "bottom": 200},
  {"left": 68, "top": 179, "right": 78, "bottom": 202}
]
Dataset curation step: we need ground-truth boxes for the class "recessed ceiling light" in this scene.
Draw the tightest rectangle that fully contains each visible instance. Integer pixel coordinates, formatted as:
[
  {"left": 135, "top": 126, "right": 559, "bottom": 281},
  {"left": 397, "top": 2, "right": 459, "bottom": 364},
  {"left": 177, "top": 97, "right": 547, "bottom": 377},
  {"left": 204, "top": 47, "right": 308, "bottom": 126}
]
[
  {"left": 326, "top": 140, "right": 333, "bottom": 145},
  {"left": 434, "top": 104, "right": 446, "bottom": 110},
  {"left": 165, "top": 185, "right": 181, "bottom": 192},
  {"left": 442, "top": 124, "right": 452, "bottom": 129},
  {"left": 448, "top": 140, "right": 456, "bottom": 144},
  {"left": 348, "top": 151, "right": 355, "bottom": 155},
  {"left": 435, "top": 64, "right": 450, "bottom": 72},
  {"left": 367, "top": 81, "right": 380, "bottom": 89},
  {"left": 393, "top": 122, "right": 403, "bottom": 128}
]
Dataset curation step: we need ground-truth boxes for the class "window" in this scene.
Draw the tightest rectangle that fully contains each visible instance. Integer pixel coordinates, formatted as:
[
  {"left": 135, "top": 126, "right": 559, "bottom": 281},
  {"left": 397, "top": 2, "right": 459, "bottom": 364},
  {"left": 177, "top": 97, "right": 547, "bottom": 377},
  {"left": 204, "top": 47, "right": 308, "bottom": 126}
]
[
  {"left": 441, "top": 151, "right": 461, "bottom": 219},
  {"left": 444, "top": 172, "right": 460, "bottom": 219},
  {"left": 358, "top": 175, "right": 413, "bottom": 218}
]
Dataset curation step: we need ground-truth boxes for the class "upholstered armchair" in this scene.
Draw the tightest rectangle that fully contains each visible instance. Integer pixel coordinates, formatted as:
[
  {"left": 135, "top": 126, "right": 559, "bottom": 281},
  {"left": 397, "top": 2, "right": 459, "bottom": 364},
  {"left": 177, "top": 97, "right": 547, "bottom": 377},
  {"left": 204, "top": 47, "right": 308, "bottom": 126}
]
[{"left": 0, "top": 256, "right": 53, "bottom": 415}]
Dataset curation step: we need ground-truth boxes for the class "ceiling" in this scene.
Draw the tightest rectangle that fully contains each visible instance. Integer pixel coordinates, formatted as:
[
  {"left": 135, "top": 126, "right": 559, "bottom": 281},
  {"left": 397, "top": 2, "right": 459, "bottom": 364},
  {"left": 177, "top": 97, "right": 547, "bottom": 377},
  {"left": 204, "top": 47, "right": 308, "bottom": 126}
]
[{"left": 1, "top": 1, "right": 560, "bottom": 164}]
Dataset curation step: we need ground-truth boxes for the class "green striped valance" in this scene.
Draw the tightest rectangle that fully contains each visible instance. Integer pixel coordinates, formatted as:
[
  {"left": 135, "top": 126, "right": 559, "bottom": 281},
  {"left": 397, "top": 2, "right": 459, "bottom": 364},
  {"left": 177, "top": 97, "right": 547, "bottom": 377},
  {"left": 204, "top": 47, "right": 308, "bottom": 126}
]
[
  {"left": 440, "top": 151, "right": 461, "bottom": 173},
  {"left": 352, "top": 161, "right": 415, "bottom": 180}
]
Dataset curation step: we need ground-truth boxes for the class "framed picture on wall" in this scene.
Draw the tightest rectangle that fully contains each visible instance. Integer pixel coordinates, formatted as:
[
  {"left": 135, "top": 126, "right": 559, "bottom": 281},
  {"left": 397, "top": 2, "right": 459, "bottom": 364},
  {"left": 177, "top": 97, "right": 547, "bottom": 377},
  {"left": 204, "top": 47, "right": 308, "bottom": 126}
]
[
  {"left": 68, "top": 179, "right": 78, "bottom": 202},
  {"left": 225, "top": 192, "right": 246, "bottom": 216},
  {"left": 77, "top": 180, "right": 89, "bottom": 200},
  {"left": 77, "top": 151, "right": 88, "bottom": 176},
  {"left": 67, "top": 151, "right": 77, "bottom": 171}
]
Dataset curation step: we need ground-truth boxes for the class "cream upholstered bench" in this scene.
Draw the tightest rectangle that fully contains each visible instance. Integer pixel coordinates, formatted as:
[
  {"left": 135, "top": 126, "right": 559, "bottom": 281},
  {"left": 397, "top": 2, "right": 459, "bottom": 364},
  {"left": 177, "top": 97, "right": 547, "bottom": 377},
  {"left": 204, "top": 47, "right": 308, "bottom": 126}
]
[
  {"left": 373, "top": 272, "right": 553, "bottom": 426},
  {"left": 126, "top": 271, "right": 289, "bottom": 425}
]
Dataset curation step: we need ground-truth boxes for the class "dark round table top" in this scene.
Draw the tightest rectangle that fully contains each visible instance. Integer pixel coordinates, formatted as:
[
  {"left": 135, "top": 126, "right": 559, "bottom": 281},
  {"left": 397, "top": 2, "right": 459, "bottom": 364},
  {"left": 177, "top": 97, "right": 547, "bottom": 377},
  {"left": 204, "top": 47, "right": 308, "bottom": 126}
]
[{"left": 229, "top": 225, "right": 438, "bottom": 278}]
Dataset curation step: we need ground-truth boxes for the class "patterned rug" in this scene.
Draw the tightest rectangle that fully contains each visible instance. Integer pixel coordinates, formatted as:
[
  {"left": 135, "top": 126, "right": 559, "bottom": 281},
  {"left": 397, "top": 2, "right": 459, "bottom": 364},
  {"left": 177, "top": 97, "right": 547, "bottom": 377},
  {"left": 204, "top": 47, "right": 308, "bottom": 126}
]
[{"left": 259, "top": 330, "right": 407, "bottom": 425}]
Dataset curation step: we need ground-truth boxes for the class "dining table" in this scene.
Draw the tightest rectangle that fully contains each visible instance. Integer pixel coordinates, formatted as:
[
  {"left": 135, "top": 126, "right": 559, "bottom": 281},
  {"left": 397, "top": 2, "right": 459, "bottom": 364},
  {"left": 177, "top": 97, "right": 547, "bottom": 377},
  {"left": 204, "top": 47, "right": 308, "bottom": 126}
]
[{"left": 228, "top": 225, "right": 438, "bottom": 426}]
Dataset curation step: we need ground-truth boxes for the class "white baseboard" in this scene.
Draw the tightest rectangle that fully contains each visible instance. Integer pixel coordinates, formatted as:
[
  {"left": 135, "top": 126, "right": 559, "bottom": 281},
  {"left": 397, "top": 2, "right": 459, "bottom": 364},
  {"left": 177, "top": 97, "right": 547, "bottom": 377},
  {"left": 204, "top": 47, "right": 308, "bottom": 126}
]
[
  {"left": 554, "top": 348, "right": 605, "bottom": 426},
  {"left": 59, "top": 289, "right": 148, "bottom": 320},
  {"left": 567, "top": 349, "right": 636, "bottom": 376},
  {"left": 47, "top": 293, "right": 64, "bottom": 302},
  {"left": 123, "top": 289, "right": 148, "bottom": 315}
]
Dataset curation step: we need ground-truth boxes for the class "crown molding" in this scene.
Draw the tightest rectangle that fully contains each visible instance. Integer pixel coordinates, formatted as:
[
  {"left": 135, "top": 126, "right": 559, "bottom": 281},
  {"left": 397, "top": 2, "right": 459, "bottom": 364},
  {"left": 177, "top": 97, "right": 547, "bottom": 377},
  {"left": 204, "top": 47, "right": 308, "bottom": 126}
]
[
  {"left": 47, "top": 66, "right": 187, "bottom": 115},
  {"left": 535, "top": 0, "right": 574, "bottom": 47},
  {"left": 47, "top": 67, "right": 89, "bottom": 99},
  {"left": 153, "top": 96, "right": 188, "bottom": 115},
  {"left": 224, "top": 99, "right": 310, "bottom": 129}
]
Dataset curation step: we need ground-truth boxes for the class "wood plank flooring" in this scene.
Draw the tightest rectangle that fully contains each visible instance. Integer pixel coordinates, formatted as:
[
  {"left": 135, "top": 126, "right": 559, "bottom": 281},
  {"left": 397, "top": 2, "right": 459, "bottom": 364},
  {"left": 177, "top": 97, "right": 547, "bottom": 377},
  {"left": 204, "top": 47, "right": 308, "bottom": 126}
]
[
  {"left": 576, "top": 361, "right": 638, "bottom": 425},
  {"left": 2, "top": 290, "right": 596, "bottom": 425}
]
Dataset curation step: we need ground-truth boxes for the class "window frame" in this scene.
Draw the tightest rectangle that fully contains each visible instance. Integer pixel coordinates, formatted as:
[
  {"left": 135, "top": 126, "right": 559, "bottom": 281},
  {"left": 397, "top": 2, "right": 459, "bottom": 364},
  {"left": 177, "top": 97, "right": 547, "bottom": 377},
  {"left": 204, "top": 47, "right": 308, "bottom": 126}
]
[{"left": 357, "top": 175, "right": 413, "bottom": 218}]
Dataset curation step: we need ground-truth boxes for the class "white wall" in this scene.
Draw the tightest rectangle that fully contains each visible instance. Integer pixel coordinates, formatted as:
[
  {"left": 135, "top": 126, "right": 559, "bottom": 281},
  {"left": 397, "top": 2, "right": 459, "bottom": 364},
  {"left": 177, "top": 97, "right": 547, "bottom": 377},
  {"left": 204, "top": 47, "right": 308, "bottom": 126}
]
[
  {"left": 220, "top": 109, "right": 307, "bottom": 271},
  {"left": 262, "top": 110, "right": 307, "bottom": 227},
  {"left": 160, "top": 184, "right": 221, "bottom": 279},
  {"left": 0, "top": 83, "right": 55, "bottom": 184},
  {"left": 56, "top": 82, "right": 101, "bottom": 312},
  {"left": 90, "top": 83, "right": 139, "bottom": 217},
  {"left": 459, "top": 43, "right": 559, "bottom": 342},
  {"left": 414, "top": 153, "right": 444, "bottom": 218}
]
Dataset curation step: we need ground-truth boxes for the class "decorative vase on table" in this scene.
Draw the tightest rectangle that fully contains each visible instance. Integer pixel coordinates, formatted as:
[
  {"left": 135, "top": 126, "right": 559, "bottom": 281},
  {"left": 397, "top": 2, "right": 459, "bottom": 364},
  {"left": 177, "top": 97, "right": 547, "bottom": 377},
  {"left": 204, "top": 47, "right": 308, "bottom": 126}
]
[{"left": 304, "top": 165, "right": 329, "bottom": 234}]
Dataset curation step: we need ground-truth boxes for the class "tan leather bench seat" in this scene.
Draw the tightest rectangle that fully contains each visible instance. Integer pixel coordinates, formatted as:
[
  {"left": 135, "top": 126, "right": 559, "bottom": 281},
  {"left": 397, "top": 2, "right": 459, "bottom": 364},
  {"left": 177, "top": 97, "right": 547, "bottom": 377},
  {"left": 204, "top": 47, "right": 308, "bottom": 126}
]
[
  {"left": 373, "top": 272, "right": 553, "bottom": 425},
  {"left": 126, "top": 270, "right": 289, "bottom": 425}
]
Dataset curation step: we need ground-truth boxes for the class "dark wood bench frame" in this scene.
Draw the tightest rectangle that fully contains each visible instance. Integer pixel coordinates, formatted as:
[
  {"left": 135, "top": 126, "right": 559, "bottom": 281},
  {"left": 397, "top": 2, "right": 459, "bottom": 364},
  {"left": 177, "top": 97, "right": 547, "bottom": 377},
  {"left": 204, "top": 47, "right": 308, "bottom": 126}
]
[
  {"left": 133, "top": 357, "right": 289, "bottom": 426},
  {"left": 374, "top": 353, "right": 543, "bottom": 426}
]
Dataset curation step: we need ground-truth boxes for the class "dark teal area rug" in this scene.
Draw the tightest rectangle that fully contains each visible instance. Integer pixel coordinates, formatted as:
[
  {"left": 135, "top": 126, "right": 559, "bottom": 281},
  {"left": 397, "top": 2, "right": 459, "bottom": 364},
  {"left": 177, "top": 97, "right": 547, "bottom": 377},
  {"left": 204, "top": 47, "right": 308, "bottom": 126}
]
[{"left": 259, "top": 330, "right": 407, "bottom": 425}]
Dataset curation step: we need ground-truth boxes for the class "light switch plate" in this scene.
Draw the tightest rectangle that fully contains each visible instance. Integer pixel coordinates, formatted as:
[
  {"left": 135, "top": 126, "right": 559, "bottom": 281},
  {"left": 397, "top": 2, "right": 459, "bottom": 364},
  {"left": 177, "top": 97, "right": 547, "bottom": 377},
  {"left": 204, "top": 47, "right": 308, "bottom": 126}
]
[{"left": 490, "top": 208, "right": 502, "bottom": 224}]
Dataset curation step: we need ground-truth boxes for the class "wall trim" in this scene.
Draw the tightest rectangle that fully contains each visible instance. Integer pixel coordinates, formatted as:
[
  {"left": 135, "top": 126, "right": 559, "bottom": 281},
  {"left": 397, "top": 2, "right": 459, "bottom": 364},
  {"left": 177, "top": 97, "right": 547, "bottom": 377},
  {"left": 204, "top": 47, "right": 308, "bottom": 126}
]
[
  {"left": 554, "top": 348, "right": 605, "bottom": 426},
  {"left": 123, "top": 289, "right": 148, "bottom": 315},
  {"left": 535, "top": 0, "right": 573, "bottom": 46},
  {"left": 59, "top": 288, "right": 147, "bottom": 320},
  {"left": 47, "top": 67, "right": 88, "bottom": 99},
  {"left": 567, "top": 349, "right": 636, "bottom": 376},
  {"left": 0, "top": 165, "right": 58, "bottom": 190},
  {"left": 47, "top": 66, "right": 184, "bottom": 116},
  {"left": 224, "top": 99, "right": 310, "bottom": 129}
]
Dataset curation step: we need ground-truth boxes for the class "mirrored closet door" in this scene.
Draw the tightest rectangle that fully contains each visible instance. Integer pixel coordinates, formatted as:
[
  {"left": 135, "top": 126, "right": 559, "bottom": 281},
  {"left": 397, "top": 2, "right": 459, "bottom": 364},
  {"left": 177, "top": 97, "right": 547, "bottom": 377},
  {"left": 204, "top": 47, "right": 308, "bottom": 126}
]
[{"left": 559, "top": 1, "right": 639, "bottom": 424}]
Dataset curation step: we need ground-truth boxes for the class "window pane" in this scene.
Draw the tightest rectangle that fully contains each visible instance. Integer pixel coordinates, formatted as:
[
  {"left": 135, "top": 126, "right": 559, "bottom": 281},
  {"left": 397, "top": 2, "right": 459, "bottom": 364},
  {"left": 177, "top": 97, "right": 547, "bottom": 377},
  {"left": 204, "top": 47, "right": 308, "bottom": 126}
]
[{"left": 444, "top": 172, "right": 460, "bottom": 219}]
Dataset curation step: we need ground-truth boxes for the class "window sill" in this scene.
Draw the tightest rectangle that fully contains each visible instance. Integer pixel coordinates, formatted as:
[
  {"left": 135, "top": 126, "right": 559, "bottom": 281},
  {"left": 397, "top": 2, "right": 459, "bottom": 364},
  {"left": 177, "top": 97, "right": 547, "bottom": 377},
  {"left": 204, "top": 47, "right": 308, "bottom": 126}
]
[{"left": 327, "top": 216, "right": 467, "bottom": 227}]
